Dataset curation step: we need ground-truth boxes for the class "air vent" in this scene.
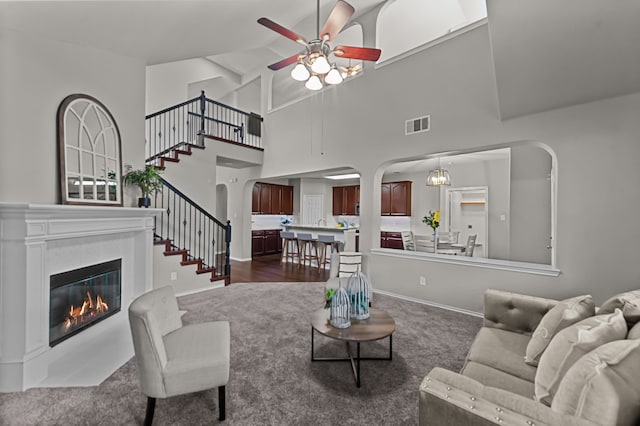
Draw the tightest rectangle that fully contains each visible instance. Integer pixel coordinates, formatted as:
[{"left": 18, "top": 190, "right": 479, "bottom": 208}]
[{"left": 405, "top": 115, "right": 430, "bottom": 135}]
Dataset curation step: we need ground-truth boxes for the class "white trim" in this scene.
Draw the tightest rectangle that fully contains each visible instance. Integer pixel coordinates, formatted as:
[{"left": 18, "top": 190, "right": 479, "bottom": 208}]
[
  {"left": 175, "top": 282, "right": 225, "bottom": 297},
  {"left": 230, "top": 256, "right": 252, "bottom": 262},
  {"left": 373, "top": 288, "right": 482, "bottom": 318},
  {"left": 375, "top": 19, "right": 488, "bottom": 70},
  {"left": 371, "top": 248, "right": 561, "bottom": 277}
]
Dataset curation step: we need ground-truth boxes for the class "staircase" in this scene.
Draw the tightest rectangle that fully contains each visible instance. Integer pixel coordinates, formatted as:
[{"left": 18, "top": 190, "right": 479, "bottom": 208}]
[{"left": 145, "top": 91, "right": 262, "bottom": 285}]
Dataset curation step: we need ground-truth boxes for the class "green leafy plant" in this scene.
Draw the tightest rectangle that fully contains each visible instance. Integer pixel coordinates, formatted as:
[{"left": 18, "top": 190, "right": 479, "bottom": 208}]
[
  {"left": 324, "top": 288, "right": 335, "bottom": 309},
  {"left": 422, "top": 210, "right": 441, "bottom": 230},
  {"left": 123, "top": 165, "right": 163, "bottom": 198}
]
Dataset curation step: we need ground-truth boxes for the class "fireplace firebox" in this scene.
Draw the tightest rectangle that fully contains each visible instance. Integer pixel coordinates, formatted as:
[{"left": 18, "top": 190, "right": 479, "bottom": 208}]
[{"left": 49, "top": 259, "right": 122, "bottom": 347}]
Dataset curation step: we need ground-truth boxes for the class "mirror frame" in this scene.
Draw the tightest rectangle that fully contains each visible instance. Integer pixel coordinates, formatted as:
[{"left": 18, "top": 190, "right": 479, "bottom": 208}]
[{"left": 57, "top": 94, "right": 123, "bottom": 206}]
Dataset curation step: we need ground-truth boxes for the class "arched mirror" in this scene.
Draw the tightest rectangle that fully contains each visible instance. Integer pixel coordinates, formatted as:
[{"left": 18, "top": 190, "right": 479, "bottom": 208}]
[{"left": 57, "top": 94, "right": 123, "bottom": 206}]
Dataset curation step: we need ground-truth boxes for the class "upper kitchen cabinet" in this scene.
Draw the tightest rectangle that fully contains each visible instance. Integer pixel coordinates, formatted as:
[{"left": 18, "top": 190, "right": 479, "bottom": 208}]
[
  {"left": 252, "top": 182, "right": 294, "bottom": 215},
  {"left": 381, "top": 181, "right": 412, "bottom": 216},
  {"left": 333, "top": 185, "right": 360, "bottom": 216}
]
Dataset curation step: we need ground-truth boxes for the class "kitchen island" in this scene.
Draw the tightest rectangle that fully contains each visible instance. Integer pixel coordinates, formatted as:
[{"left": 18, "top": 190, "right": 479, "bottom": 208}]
[{"left": 282, "top": 225, "right": 358, "bottom": 252}]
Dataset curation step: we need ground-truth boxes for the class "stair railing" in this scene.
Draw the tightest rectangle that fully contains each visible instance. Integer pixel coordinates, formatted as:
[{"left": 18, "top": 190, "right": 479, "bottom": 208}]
[
  {"left": 153, "top": 177, "right": 231, "bottom": 284},
  {"left": 145, "top": 91, "right": 263, "bottom": 165}
]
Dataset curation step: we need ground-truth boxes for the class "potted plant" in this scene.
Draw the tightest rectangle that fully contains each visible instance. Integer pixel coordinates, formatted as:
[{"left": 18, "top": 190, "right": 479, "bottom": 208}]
[{"left": 123, "top": 165, "right": 162, "bottom": 207}]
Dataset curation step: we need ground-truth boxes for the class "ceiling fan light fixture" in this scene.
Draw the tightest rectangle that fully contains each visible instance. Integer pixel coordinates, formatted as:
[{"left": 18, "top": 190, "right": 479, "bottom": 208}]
[
  {"left": 291, "top": 62, "right": 310, "bottom": 81},
  {"left": 324, "top": 66, "right": 343, "bottom": 85},
  {"left": 305, "top": 74, "right": 323, "bottom": 91},
  {"left": 310, "top": 54, "right": 330, "bottom": 74}
]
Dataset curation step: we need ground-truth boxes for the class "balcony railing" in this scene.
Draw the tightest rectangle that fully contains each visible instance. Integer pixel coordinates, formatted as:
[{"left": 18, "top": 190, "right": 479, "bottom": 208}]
[{"left": 145, "top": 91, "right": 262, "bottom": 165}]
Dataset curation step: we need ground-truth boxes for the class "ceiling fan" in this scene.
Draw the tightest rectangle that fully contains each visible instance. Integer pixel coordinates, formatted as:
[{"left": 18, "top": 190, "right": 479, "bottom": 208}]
[{"left": 258, "top": 0, "right": 382, "bottom": 90}]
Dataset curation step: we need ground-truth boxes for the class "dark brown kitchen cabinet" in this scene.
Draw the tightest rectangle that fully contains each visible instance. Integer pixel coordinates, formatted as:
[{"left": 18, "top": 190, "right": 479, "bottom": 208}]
[
  {"left": 381, "top": 181, "right": 412, "bottom": 216},
  {"left": 252, "top": 230, "right": 265, "bottom": 256},
  {"left": 380, "top": 231, "right": 404, "bottom": 249},
  {"left": 332, "top": 185, "right": 360, "bottom": 215},
  {"left": 252, "top": 229, "right": 282, "bottom": 256},
  {"left": 252, "top": 183, "right": 294, "bottom": 215}
]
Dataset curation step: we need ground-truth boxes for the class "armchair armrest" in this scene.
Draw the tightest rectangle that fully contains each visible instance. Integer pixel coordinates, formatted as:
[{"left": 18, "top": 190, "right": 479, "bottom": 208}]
[
  {"left": 420, "top": 368, "right": 598, "bottom": 426},
  {"left": 483, "top": 289, "right": 558, "bottom": 335}
]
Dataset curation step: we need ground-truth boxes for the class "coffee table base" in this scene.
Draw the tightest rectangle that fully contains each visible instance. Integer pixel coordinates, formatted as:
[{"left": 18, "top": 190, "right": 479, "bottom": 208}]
[{"left": 310, "top": 327, "right": 393, "bottom": 388}]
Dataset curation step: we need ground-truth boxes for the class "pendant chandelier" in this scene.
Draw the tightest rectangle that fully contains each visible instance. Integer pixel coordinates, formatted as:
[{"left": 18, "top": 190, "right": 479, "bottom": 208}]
[{"left": 426, "top": 160, "right": 451, "bottom": 186}]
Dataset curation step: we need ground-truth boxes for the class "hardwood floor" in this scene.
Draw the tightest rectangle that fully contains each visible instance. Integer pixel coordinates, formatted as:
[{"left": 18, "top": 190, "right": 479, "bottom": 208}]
[{"left": 230, "top": 254, "right": 330, "bottom": 283}]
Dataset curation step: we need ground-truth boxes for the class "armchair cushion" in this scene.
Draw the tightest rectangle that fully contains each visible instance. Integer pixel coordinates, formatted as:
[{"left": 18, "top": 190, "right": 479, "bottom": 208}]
[
  {"left": 525, "top": 295, "right": 595, "bottom": 366},
  {"left": 551, "top": 339, "right": 640, "bottom": 426},
  {"left": 482, "top": 289, "right": 558, "bottom": 335},
  {"left": 163, "top": 321, "right": 230, "bottom": 397},
  {"left": 534, "top": 309, "right": 627, "bottom": 406}
]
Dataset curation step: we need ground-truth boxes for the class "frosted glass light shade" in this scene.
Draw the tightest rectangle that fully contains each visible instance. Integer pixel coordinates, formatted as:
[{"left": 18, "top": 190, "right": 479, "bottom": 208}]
[
  {"left": 426, "top": 168, "right": 451, "bottom": 186},
  {"left": 305, "top": 74, "right": 323, "bottom": 91},
  {"left": 324, "top": 67, "right": 343, "bottom": 85},
  {"left": 311, "top": 55, "right": 330, "bottom": 74},
  {"left": 291, "top": 63, "right": 310, "bottom": 81}
]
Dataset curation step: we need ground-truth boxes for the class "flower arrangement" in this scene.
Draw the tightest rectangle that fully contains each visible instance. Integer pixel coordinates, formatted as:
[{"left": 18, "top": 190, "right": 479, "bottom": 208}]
[
  {"left": 324, "top": 288, "right": 335, "bottom": 309},
  {"left": 422, "top": 210, "right": 441, "bottom": 230}
]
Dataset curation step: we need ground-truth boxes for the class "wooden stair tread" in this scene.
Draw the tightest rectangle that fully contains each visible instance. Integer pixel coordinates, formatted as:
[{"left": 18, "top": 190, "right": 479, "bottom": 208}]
[
  {"left": 161, "top": 156, "right": 180, "bottom": 163},
  {"left": 181, "top": 259, "right": 202, "bottom": 266},
  {"left": 196, "top": 267, "right": 216, "bottom": 274},
  {"left": 164, "top": 249, "right": 188, "bottom": 256}
]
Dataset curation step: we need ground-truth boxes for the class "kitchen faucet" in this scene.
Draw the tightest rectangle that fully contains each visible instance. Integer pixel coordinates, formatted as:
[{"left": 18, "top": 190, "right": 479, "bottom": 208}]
[{"left": 317, "top": 218, "right": 327, "bottom": 227}]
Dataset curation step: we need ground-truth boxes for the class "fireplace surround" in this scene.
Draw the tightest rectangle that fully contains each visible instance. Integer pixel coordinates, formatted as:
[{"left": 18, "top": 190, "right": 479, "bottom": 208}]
[{"left": 0, "top": 203, "right": 159, "bottom": 392}]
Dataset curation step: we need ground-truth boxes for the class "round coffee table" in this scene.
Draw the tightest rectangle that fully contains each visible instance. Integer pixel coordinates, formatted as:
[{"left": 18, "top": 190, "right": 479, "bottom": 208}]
[{"left": 310, "top": 307, "right": 395, "bottom": 388}]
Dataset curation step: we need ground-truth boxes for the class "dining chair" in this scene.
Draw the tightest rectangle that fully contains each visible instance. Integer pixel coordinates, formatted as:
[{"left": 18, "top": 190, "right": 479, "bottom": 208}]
[
  {"left": 128, "top": 285, "right": 230, "bottom": 425},
  {"left": 464, "top": 234, "right": 477, "bottom": 257},
  {"left": 401, "top": 230, "right": 415, "bottom": 251}
]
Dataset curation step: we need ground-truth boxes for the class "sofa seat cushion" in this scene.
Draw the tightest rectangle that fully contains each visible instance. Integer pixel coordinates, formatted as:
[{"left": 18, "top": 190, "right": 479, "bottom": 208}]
[
  {"left": 461, "top": 361, "right": 535, "bottom": 399},
  {"left": 463, "top": 327, "right": 538, "bottom": 383}
]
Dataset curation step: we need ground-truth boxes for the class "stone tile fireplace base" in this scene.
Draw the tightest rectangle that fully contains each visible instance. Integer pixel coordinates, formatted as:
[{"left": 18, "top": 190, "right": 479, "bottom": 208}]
[{"left": 0, "top": 204, "right": 159, "bottom": 392}]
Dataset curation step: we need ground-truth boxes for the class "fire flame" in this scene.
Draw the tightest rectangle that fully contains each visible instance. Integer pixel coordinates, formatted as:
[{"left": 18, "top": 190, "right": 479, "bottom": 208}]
[{"left": 61, "top": 291, "right": 109, "bottom": 332}]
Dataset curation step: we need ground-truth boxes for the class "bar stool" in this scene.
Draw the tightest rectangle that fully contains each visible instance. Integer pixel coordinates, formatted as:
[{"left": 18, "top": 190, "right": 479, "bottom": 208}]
[
  {"left": 280, "top": 231, "right": 299, "bottom": 264},
  {"left": 297, "top": 233, "right": 319, "bottom": 269},
  {"left": 317, "top": 234, "right": 340, "bottom": 271}
]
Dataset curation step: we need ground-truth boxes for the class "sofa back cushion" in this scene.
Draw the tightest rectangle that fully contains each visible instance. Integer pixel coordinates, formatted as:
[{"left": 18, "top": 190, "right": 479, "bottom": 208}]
[
  {"left": 598, "top": 290, "right": 640, "bottom": 325},
  {"left": 534, "top": 309, "right": 627, "bottom": 406},
  {"left": 525, "top": 295, "right": 595, "bottom": 366},
  {"left": 551, "top": 339, "right": 640, "bottom": 426}
]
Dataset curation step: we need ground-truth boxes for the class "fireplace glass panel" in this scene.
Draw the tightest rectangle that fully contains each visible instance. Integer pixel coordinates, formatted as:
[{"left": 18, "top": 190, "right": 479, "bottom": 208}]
[{"left": 49, "top": 259, "right": 122, "bottom": 347}]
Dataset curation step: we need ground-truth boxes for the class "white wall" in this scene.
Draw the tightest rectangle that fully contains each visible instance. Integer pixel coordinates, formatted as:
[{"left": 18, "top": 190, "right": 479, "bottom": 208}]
[
  {"left": 251, "top": 24, "right": 640, "bottom": 310},
  {"left": 146, "top": 58, "right": 240, "bottom": 114},
  {"left": 0, "top": 28, "right": 146, "bottom": 205}
]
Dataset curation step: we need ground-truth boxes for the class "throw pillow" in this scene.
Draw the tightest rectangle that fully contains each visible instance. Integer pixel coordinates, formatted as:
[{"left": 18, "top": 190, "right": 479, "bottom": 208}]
[
  {"left": 534, "top": 309, "right": 627, "bottom": 406},
  {"left": 551, "top": 339, "right": 640, "bottom": 426},
  {"left": 628, "top": 322, "right": 640, "bottom": 340},
  {"left": 524, "top": 295, "right": 595, "bottom": 366},
  {"left": 598, "top": 290, "right": 640, "bottom": 324}
]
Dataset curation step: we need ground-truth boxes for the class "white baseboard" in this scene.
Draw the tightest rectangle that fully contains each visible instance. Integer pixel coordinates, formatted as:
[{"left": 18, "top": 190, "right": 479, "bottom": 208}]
[
  {"left": 373, "top": 289, "right": 482, "bottom": 318},
  {"left": 231, "top": 256, "right": 252, "bottom": 262},
  {"left": 175, "top": 282, "right": 225, "bottom": 297}
]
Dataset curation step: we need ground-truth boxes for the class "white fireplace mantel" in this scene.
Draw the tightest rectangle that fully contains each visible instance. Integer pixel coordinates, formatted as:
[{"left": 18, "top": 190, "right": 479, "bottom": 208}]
[{"left": 0, "top": 203, "right": 161, "bottom": 392}]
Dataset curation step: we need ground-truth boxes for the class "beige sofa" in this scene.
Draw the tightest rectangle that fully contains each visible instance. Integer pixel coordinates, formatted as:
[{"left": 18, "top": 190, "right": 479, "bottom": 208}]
[{"left": 420, "top": 289, "right": 640, "bottom": 426}]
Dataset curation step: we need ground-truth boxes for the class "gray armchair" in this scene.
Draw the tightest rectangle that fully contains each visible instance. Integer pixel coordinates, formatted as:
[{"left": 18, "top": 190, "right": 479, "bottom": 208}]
[{"left": 128, "top": 285, "right": 230, "bottom": 424}]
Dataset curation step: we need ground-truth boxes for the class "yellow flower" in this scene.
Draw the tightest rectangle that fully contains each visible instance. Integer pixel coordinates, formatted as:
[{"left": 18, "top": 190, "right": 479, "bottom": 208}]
[{"left": 434, "top": 211, "right": 441, "bottom": 222}]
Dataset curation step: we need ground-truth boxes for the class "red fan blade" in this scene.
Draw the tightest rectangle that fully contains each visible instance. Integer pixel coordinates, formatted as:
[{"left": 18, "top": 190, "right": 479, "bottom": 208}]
[
  {"left": 268, "top": 54, "right": 304, "bottom": 71},
  {"left": 320, "top": 1, "right": 355, "bottom": 41},
  {"left": 333, "top": 45, "right": 381, "bottom": 61},
  {"left": 258, "top": 17, "right": 307, "bottom": 45}
]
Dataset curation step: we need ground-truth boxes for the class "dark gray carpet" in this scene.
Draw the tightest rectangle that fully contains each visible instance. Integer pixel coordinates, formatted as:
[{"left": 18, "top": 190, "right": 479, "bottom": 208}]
[{"left": 0, "top": 282, "right": 482, "bottom": 425}]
